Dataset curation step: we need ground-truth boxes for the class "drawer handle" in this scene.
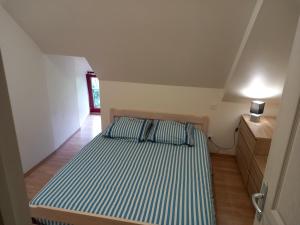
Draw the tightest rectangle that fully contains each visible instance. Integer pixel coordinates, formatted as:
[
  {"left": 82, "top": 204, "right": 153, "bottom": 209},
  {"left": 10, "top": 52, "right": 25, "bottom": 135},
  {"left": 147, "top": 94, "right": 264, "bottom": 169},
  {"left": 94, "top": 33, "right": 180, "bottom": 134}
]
[{"left": 251, "top": 193, "right": 264, "bottom": 214}]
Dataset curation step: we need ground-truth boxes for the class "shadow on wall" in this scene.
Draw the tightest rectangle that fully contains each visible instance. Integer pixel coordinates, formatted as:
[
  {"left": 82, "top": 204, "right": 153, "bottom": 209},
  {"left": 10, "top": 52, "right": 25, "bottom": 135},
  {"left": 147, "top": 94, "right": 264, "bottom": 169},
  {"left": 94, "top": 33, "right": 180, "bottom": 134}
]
[{"left": 0, "top": 212, "right": 3, "bottom": 225}]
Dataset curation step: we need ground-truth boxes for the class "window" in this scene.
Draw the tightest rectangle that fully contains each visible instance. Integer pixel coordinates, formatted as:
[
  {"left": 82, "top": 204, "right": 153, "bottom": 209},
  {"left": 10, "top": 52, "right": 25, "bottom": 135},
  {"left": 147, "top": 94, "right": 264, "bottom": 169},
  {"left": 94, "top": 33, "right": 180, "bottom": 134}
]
[{"left": 86, "top": 72, "right": 101, "bottom": 113}]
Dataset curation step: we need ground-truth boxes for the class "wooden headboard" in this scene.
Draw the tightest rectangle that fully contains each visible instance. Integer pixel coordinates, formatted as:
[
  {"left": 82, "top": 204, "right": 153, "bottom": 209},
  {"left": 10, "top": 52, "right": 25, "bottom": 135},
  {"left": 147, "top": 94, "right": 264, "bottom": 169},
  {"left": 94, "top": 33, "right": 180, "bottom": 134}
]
[{"left": 110, "top": 108, "right": 209, "bottom": 135}]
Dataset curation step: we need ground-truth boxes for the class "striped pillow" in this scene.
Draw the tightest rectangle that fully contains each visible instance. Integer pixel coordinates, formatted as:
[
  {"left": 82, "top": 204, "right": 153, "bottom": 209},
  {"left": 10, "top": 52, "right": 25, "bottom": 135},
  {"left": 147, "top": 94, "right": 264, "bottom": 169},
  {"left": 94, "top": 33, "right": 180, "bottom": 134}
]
[
  {"left": 103, "top": 117, "right": 152, "bottom": 142},
  {"left": 147, "top": 120, "right": 195, "bottom": 146}
]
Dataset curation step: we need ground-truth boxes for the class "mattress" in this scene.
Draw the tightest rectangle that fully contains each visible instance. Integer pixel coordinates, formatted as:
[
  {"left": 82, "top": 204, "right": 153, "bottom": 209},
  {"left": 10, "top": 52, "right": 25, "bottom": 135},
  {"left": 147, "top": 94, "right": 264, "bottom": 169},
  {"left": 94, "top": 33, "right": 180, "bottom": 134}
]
[{"left": 30, "top": 129, "right": 215, "bottom": 225}]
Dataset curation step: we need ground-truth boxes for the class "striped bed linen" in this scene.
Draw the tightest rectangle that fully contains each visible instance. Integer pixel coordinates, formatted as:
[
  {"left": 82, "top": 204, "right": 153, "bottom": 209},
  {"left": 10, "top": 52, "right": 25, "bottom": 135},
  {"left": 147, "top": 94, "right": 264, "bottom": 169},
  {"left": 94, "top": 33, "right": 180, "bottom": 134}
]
[
  {"left": 104, "top": 117, "right": 152, "bottom": 141},
  {"left": 30, "top": 129, "right": 215, "bottom": 225},
  {"left": 147, "top": 120, "right": 195, "bottom": 146}
]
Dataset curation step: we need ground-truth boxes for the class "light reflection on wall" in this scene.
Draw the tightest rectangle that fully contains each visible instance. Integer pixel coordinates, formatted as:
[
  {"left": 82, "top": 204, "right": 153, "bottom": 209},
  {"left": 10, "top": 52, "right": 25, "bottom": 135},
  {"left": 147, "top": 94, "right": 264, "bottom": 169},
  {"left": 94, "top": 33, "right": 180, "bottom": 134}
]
[{"left": 240, "top": 75, "right": 282, "bottom": 99}]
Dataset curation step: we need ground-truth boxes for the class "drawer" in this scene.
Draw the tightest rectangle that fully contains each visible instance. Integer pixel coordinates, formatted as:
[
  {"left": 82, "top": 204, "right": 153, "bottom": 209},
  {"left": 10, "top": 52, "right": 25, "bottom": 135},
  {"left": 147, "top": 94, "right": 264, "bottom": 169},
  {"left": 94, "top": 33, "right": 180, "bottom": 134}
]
[
  {"left": 238, "top": 133, "right": 253, "bottom": 170},
  {"left": 247, "top": 173, "right": 260, "bottom": 197},
  {"left": 254, "top": 140, "right": 271, "bottom": 156},
  {"left": 240, "top": 119, "right": 256, "bottom": 152},
  {"left": 236, "top": 146, "right": 249, "bottom": 186},
  {"left": 249, "top": 158, "right": 264, "bottom": 190}
]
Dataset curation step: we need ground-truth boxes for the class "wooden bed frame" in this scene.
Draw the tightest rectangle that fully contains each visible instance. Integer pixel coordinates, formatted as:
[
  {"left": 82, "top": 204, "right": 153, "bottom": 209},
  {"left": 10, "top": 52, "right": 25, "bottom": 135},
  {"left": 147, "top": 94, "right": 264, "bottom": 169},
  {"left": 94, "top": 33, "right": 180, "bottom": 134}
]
[
  {"left": 110, "top": 108, "right": 209, "bottom": 135},
  {"left": 30, "top": 108, "right": 210, "bottom": 225}
]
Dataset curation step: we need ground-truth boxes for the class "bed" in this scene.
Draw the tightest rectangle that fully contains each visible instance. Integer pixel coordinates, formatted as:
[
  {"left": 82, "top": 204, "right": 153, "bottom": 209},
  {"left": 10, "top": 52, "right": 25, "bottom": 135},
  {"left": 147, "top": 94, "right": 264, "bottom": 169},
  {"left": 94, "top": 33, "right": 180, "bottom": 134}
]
[{"left": 30, "top": 109, "right": 215, "bottom": 225}]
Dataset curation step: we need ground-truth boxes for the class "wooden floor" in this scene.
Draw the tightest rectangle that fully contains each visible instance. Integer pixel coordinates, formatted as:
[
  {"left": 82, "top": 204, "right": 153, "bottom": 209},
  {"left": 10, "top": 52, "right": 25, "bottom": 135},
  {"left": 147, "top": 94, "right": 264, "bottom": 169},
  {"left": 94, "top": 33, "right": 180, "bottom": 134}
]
[
  {"left": 211, "top": 154, "right": 255, "bottom": 225},
  {"left": 25, "top": 115, "right": 254, "bottom": 225}
]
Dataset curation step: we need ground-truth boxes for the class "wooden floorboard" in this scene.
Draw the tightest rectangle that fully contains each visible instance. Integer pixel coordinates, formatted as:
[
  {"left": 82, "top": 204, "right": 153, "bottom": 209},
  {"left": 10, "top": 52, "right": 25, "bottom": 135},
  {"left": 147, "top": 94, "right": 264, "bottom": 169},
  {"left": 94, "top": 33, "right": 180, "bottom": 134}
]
[
  {"left": 211, "top": 153, "right": 255, "bottom": 225},
  {"left": 25, "top": 116, "right": 254, "bottom": 225}
]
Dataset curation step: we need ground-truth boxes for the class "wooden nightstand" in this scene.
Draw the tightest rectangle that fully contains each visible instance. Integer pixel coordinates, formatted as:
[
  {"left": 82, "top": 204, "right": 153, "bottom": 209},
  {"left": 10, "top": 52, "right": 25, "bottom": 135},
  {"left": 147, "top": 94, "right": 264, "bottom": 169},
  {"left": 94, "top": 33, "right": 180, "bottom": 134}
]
[{"left": 236, "top": 114, "right": 276, "bottom": 198}]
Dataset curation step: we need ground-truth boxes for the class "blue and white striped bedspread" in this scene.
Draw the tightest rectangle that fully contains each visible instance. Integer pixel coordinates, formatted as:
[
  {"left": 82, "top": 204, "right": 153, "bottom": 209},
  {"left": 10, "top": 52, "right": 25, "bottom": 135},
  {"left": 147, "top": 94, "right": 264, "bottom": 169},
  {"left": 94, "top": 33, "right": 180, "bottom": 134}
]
[{"left": 30, "top": 129, "right": 215, "bottom": 225}]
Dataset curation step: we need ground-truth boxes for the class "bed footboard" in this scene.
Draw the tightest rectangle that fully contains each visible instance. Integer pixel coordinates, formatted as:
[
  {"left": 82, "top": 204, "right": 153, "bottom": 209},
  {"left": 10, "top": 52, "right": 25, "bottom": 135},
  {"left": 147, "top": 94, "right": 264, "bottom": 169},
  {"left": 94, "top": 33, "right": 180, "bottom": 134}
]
[{"left": 30, "top": 205, "right": 151, "bottom": 225}]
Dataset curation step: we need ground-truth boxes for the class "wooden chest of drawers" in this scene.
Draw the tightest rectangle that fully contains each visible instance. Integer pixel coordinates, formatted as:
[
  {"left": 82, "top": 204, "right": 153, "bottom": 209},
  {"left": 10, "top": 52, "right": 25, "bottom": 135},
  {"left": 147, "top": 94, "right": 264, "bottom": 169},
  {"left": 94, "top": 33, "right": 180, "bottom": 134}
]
[{"left": 236, "top": 115, "right": 276, "bottom": 198}]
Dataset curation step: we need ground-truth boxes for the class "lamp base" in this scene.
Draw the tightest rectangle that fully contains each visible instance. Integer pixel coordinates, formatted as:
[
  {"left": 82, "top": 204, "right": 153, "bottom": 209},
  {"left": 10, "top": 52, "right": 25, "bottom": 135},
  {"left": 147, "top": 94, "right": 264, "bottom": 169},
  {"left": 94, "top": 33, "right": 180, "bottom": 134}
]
[{"left": 250, "top": 114, "right": 261, "bottom": 123}]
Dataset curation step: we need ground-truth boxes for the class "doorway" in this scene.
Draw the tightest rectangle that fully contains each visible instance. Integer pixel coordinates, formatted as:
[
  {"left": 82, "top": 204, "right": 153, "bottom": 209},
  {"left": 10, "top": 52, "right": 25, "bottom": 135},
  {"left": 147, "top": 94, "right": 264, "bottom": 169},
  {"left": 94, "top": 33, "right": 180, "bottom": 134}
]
[{"left": 86, "top": 71, "right": 100, "bottom": 113}]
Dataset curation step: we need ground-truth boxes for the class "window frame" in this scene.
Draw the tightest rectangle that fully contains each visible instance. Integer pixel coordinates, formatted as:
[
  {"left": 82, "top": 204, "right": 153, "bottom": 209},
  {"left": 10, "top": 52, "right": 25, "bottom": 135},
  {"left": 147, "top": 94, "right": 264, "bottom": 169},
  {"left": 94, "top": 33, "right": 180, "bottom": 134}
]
[{"left": 86, "top": 71, "right": 101, "bottom": 113}]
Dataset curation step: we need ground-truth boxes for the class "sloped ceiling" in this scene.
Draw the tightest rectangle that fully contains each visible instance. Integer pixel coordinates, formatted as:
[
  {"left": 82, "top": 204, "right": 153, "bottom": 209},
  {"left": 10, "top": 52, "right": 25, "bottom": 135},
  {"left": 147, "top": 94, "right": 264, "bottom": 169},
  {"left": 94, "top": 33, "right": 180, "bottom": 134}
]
[
  {"left": 223, "top": 0, "right": 300, "bottom": 103},
  {"left": 1, "top": 0, "right": 256, "bottom": 88}
]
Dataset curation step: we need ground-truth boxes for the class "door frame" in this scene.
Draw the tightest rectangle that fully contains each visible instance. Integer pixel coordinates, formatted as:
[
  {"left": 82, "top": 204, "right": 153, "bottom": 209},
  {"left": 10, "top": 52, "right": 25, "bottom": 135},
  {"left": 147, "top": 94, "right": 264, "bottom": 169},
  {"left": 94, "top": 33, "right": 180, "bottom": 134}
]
[
  {"left": 86, "top": 71, "right": 101, "bottom": 113},
  {"left": 0, "top": 51, "right": 31, "bottom": 225},
  {"left": 254, "top": 16, "right": 300, "bottom": 225}
]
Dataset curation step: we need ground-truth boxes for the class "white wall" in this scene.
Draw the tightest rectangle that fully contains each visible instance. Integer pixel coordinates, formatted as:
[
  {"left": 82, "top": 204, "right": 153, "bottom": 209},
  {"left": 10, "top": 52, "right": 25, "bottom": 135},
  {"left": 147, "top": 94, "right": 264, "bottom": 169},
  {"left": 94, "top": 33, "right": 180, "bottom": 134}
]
[
  {"left": 44, "top": 55, "right": 91, "bottom": 149},
  {"left": 0, "top": 46, "right": 31, "bottom": 225},
  {"left": 73, "top": 58, "right": 91, "bottom": 126},
  {"left": 0, "top": 6, "right": 55, "bottom": 173},
  {"left": 0, "top": 6, "right": 90, "bottom": 172},
  {"left": 100, "top": 81, "right": 279, "bottom": 154},
  {"left": 224, "top": 0, "right": 299, "bottom": 102}
]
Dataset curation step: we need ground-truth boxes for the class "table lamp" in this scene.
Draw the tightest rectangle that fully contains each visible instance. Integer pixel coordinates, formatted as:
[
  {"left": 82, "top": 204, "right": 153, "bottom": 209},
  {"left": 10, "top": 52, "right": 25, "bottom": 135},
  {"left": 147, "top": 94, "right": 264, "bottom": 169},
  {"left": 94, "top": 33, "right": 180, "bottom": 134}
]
[{"left": 250, "top": 100, "right": 265, "bottom": 122}]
